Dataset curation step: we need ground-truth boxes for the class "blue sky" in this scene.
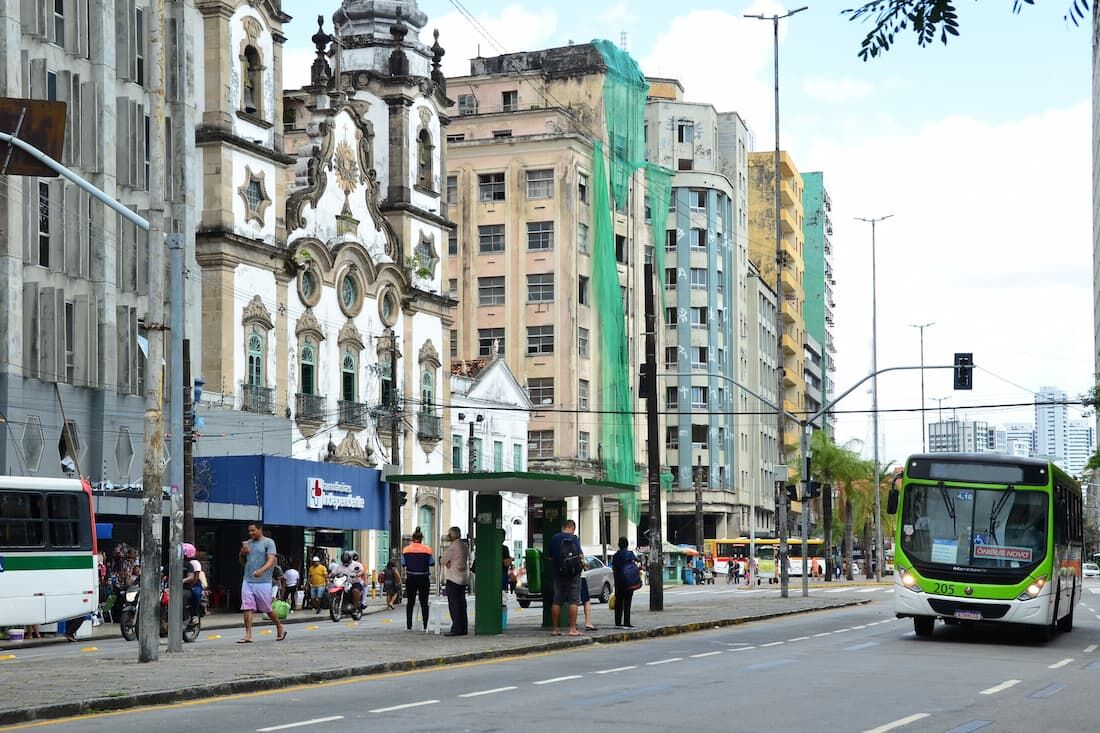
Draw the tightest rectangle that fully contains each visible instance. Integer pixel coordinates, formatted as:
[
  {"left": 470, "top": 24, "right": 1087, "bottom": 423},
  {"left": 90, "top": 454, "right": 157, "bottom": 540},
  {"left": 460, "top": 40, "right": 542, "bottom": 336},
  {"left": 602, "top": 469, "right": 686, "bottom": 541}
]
[{"left": 280, "top": 0, "right": 1094, "bottom": 465}]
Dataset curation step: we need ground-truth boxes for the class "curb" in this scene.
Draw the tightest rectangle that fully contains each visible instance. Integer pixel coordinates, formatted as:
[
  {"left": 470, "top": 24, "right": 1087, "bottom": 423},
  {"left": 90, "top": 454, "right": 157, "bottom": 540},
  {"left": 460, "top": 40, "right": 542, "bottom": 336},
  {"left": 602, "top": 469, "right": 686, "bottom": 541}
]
[{"left": 0, "top": 599, "right": 869, "bottom": 725}]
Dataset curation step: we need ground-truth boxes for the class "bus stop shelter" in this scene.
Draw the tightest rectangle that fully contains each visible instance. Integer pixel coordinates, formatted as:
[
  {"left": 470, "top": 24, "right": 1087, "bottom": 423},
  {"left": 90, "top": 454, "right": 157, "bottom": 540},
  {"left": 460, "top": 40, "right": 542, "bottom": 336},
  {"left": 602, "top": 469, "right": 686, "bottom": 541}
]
[{"left": 386, "top": 471, "right": 637, "bottom": 635}]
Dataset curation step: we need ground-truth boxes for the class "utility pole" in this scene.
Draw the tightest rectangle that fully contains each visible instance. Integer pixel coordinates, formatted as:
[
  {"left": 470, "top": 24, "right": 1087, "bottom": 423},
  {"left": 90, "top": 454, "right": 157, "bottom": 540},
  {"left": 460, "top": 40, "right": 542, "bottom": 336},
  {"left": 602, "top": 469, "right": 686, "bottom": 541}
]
[
  {"left": 745, "top": 4, "right": 807, "bottom": 600},
  {"left": 389, "top": 334, "right": 401, "bottom": 559},
  {"left": 932, "top": 396, "right": 951, "bottom": 431},
  {"left": 183, "top": 340, "right": 194, "bottom": 544},
  {"left": 166, "top": 233, "right": 185, "bottom": 653},
  {"left": 694, "top": 455, "right": 704, "bottom": 553},
  {"left": 644, "top": 262, "right": 664, "bottom": 611},
  {"left": 910, "top": 322, "right": 934, "bottom": 453},
  {"left": 137, "top": 0, "right": 168, "bottom": 663},
  {"left": 856, "top": 214, "right": 892, "bottom": 584}
]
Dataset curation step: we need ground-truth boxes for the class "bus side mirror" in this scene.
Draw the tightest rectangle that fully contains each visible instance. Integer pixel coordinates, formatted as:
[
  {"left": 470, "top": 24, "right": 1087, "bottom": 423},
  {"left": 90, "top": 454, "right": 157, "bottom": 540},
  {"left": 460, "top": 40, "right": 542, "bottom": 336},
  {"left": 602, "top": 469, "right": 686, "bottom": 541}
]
[{"left": 886, "top": 475, "right": 901, "bottom": 515}]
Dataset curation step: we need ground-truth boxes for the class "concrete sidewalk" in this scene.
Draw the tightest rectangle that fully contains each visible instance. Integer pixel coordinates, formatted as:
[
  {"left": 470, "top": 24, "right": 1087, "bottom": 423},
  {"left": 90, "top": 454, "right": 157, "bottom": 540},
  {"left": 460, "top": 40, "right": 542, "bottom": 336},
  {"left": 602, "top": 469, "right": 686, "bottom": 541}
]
[{"left": 0, "top": 587, "right": 875, "bottom": 724}]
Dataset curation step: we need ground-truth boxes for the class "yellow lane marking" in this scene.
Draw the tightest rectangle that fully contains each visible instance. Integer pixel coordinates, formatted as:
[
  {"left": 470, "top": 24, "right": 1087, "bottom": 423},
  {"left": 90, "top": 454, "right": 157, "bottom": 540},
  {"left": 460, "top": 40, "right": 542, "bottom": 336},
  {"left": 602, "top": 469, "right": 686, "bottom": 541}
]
[
  {"left": 206, "top": 635, "right": 221, "bottom": 640},
  {"left": 306, "top": 625, "right": 320, "bottom": 630},
  {"left": 0, "top": 650, "right": 563, "bottom": 730},
  {"left": 80, "top": 647, "right": 98, "bottom": 653},
  {"left": 0, "top": 655, "right": 15, "bottom": 661},
  {"left": 259, "top": 629, "right": 273, "bottom": 635},
  {"left": 380, "top": 619, "right": 392, "bottom": 623},
  {"left": 346, "top": 622, "right": 358, "bottom": 628}
]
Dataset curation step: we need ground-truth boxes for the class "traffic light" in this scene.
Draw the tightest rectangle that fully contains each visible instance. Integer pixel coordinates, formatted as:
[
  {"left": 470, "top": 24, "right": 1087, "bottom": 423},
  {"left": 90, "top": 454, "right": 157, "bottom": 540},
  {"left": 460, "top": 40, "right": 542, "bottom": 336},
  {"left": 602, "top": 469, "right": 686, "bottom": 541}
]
[
  {"left": 638, "top": 363, "right": 652, "bottom": 396},
  {"left": 953, "top": 352, "right": 973, "bottom": 390},
  {"left": 807, "top": 480, "right": 822, "bottom": 498},
  {"left": 785, "top": 484, "right": 799, "bottom": 502},
  {"left": 399, "top": 490, "right": 408, "bottom": 506}
]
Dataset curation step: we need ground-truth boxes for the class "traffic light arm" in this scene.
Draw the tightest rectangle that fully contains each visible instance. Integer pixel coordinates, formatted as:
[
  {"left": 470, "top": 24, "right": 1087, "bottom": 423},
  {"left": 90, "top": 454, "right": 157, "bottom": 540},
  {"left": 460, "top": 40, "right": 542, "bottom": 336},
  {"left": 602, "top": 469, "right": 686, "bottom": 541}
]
[{"left": 805, "top": 364, "right": 965, "bottom": 430}]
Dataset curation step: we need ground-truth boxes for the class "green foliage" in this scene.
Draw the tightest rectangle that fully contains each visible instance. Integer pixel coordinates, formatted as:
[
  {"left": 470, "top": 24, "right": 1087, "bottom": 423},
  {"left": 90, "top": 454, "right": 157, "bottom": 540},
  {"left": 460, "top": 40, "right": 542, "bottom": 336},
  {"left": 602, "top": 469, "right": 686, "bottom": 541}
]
[{"left": 843, "top": 0, "right": 1091, "bottom": 60}]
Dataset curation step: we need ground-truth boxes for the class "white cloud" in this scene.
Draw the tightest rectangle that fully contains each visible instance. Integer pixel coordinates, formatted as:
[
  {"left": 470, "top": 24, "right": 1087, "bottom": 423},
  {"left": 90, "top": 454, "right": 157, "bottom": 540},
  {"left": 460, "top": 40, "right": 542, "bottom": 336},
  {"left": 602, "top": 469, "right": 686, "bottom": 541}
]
[
  {"left": 420, "top": 5, "right": 559, "bottom": 79},
  {"left": 283, "top": 47, "right": 315, "bottom": 91},
  {"left": 810, "top": 102, "right": 1092, "bottom": 463},
  {"left": 802, "top": 77, "right": 874, "bottom": 103}
]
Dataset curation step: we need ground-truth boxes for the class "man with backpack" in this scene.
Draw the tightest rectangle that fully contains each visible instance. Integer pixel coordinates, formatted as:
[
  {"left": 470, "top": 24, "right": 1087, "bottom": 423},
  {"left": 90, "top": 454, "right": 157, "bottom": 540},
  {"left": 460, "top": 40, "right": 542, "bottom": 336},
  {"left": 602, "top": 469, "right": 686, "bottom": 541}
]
[{"left": 547, "top": 519, "right": 586, "bottom": 637}]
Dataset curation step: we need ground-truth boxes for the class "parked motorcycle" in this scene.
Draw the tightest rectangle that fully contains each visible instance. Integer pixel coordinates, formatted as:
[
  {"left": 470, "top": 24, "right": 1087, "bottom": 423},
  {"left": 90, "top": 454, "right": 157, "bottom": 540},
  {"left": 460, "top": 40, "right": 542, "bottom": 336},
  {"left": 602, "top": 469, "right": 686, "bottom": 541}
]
[
  {"left": 328, "top": 573, "right": 362, "bottom": 622},
  {"left": 118, "top": 576, "right": 203, "bottom": 642}
]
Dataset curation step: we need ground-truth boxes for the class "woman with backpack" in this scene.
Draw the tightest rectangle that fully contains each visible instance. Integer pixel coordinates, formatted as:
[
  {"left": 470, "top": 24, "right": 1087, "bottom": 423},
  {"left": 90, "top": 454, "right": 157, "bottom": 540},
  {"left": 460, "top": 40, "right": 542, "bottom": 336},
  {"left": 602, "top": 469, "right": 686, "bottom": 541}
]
[{"left": 611, "top": 537, "right": 641, "bottom": 629}]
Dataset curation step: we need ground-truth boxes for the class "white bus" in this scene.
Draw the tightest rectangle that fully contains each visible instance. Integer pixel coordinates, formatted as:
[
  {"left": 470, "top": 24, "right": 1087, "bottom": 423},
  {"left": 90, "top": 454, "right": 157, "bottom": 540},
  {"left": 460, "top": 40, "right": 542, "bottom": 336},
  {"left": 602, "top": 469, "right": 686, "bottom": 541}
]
[{"left": 0, "top": 476, "right": 99, "bottom": 626}]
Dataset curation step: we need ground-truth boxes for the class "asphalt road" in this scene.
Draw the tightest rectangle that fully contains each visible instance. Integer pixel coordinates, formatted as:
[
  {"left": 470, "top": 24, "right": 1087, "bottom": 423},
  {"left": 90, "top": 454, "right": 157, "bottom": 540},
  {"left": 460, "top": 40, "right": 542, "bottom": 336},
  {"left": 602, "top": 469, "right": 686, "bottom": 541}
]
[{"left": 8, "top": 581, "right": 1100, "bottom": 733}]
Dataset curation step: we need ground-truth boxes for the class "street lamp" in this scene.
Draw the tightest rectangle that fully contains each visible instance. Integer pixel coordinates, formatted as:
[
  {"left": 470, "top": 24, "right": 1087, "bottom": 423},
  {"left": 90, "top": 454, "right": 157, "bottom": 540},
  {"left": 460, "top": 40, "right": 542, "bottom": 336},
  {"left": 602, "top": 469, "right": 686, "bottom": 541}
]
[
  {"left": 746, "top": 4, "right": 808, "bottom": 600},
  {"left": 856, "top": 214, "right": 892, "bottom": 583},
  {"left": 457, "top": 412, "right": 484, "bottom": 543},
  {"left": 909, "top": 322, "right": 934, "bottom": 453}
]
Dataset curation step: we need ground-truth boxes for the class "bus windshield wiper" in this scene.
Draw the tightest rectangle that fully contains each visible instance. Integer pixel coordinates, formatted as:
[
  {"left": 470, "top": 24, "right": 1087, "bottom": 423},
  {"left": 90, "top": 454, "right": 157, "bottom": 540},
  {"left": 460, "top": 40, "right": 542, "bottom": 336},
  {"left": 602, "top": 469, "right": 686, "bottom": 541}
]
[
  {"left": 937, "top": 481, "right": 955, "bottom": 529},
  {"left": 988, "top": 485, "right": 1016, "bottom": 544}
]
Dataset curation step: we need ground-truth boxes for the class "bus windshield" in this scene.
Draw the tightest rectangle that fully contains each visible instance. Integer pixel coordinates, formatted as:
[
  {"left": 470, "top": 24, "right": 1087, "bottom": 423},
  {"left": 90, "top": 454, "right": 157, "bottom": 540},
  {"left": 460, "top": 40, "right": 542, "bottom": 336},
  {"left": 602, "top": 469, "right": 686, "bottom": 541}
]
[{"left": 901, "top": 483, "right": 1047, "bottom": 571}]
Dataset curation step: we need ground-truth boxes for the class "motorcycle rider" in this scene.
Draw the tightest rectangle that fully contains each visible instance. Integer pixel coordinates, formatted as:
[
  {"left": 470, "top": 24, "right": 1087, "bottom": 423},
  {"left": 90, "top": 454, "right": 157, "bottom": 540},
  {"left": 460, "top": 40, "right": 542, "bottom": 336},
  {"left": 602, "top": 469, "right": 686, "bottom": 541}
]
[
  {"left": 182, "top": 543, "right": 203, "bottom": 625},
  {"left": 329, "top": 551, "right": 365, "bottom": 611}
]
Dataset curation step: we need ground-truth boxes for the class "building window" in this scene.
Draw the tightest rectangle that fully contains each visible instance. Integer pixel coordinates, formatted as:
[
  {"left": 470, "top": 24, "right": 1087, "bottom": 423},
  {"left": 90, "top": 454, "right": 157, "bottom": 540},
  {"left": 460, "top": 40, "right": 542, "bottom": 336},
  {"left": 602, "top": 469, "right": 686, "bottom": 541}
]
[
  {"left": 689, "top": 190, "right": 707, "bottom": 211},
  {"left": 143, "top": 115, "right": 150, "bottom": 190},
  {"left": 526, "top": 169, "right": 553, "bottom": 199},
  {"left": 577, "top": 222, "right": 589, "bottom": 254},
  {"left": 578, "top": 431, "right": 590, "bottom": 460},
  {"left": 578, "top": 327, "right": 589, "bottom": 357},
  {"left": 666, "top": 426, "right": 679, "bottom": 450},
  {"left": 446, "top": 175, "right": 457, "bottom": 204},
  {"left": 527, "top": 325, "right": 554, "bottom": 355},
  {"left": 717, "top": 348, "right": 725, "bottom": 367},
  {"left": 471, "top": 437, "right": 483, "bottom": 470},
  {"left": 690, "top": 268, "right": 707, "bottom": 288},
  {"left": 691, "top": 307, "right": 708, "bottom": 328},
  {"left": 449, "top": 329, "right": 458, "bottom": 358},
  {"left": 245, "top": 179, "right": 262, "bottom": 212},
  {"left": 478, "top": 328, "right": 504, "bottom": 357},
  {"left": 493, "top": 440, "right": 504, "bottom": 471},
  {"left": 452, "top": 436, "right": 463, "bottom": 472},
  {"left": 665, "top": 307, "right": 678, "bottom": 326},
  {"left": 527, "top": 273, "right": 554, "bottom": 303},
  {"left": 63, "top": 300, "right": 74, "bottom": 383},
  {"left": 677, "top": 121, "right": 694, "bottom": 143},
  {"left": 664, "top": 268, "right": 677, "bottom": 287},
  {"left": 691, "top": 386, "right": 708, "bottom": 408},
  {"left": 578, "top": 173, "right": 589, "bottom": 203},
  {"left": 448, "top": 278, "right": 458, "bottom": 299},
  {"left": 478, "top": 173, "right": 505, "bottom": 202},
  {"left": 37, "top": 181, "right": 50, "bottom": 267},
  {"left": 665, "top": 229, "right": 677, "bottom": 251},
  {"left": 678, "top": 159, "right": 693, "bottom": 171},
  {"left": 458, "top": 94, "right": 477, "bottom": 115},
  {"left": 341, "top": 351, "right": 357, "bottom": 402},
  {"left": 446, "top": 133, "right": 465, "bottom": 143},
  {"left": 300, "top": 340, "right": 317, "bottom": 395},
  {"left": 528, "top": 377, "right": 554, "bottom": 405},
  {"left": 448, "top": 230, "right": 457, "bottom": 255},
  {"left": 578, "top": 379, "right": 589, "bottom": 410},
  {"left": 690, "top": 228, "right": 706, "bottom": 250},
  {"left": 528, "top": 430, "right": 554, "bottom": 459},
  {"left": 421, "top": 370, "right": 435, "bottom": 412},
  {"left": 666, "top": 387, "right": 679, "bottom": 410},
  {"left": 242, "top": 45, "right": 263, "bottom": 115},
  {"left": 502, "top": 90, "right": 518, "bottom": 112},
  {"left": 527, "top": 221, "right": 554, "bottom": 250},
  {"left": 578, "top": 276, "right": 589, "bottom": 306},
  {"left": 513, "top": 443, "right": 523, "bottom": 471},
  {"left": 247, "top": 331, "right": 264, "bottom": 387},
  {"left": 492, "top": 129, "right": 512, "bottom": 139},
  {"left": 692, "top": 424, "right": 708, "bottom": 450},
  {"left": 417, "top": 129, "right": 434, "bottom": 189},
  {"left": 615, "top": 234, "right": 627, "bottom": 264},
  {"left": 478, "top": 224, "right": 504, "bottom": 253},
  {"left": 478, "top": 276, "right": 505, "bottom": 305},
  {"left": 53, "top": 0, "right": 65, "bottom": 48},
  {"left": 134, "top": 8, "right": 145, "bottom": 85},
  {"left": 664, "top": 347, "right": 677, "bottom": 368}
]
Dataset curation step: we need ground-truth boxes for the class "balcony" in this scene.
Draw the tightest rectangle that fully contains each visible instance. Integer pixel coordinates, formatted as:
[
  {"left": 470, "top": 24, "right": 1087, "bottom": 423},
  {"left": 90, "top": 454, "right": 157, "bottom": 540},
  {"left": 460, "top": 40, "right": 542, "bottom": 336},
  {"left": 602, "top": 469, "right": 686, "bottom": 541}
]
[
  {"left": 242, "top": 384, "right": 275, "bottom": 414},
  {"left": 296, "top": 393, "right": 327, "bottom": 424},
  {"left": 418, "top": 412, "right": 443, "bottom": 441},
  {"left": 780, "top": 178, "right": 798, "bottom": 207},
  {"left": 779, "top": 208, "right": 798, "bottom": 235},
  {"left": 338, "top": 400, "right": 369, "bottom": 429},
  {"left": 781, "top": 332, "right": 799, "bottom": 356}
]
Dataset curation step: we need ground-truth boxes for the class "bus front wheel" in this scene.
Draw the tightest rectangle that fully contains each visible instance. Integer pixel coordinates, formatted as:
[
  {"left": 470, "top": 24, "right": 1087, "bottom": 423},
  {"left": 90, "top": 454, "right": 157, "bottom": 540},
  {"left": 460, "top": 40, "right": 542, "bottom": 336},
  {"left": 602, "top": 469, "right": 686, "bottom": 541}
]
[{"left": 913, "top": 616, "right": 935, "bottom": 637}]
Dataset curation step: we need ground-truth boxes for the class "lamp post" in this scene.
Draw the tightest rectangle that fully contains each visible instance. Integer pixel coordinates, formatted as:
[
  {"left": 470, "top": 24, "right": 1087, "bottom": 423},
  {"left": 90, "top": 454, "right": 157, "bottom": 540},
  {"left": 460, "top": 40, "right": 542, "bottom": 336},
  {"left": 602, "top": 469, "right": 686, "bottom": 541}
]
[
  {"left": 856, "top": 214, "right": 892, "bottom": 583},
  {"left": 746, "top": 4, "right": 807, "bottom": 599},
  {"left": 458, "top": 412, "right": 483, "bottom": 544},
  {"left": 909, "top": 322, "right": 934, "bottom": 453}
]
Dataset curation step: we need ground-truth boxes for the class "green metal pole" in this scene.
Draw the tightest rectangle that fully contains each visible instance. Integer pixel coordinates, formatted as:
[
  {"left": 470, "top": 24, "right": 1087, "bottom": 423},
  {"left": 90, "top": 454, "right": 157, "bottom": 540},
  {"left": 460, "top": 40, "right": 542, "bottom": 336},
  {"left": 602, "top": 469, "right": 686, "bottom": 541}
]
[{"left": 474, "top": 494, "right": 503, "bottom": 635}]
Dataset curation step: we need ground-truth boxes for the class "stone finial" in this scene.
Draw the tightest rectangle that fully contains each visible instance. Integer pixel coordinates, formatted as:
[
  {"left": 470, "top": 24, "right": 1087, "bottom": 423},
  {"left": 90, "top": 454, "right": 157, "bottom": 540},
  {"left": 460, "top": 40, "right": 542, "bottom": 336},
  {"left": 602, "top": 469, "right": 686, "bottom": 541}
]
[
  {"left": 310, "top": 15, "right": 334, "bottom": 86},
  {"left": 430, "top": 28, "right": 446, "bottom": 91},
  {"left": 388, "top": 6, "right": 409, "bottom": 76}
]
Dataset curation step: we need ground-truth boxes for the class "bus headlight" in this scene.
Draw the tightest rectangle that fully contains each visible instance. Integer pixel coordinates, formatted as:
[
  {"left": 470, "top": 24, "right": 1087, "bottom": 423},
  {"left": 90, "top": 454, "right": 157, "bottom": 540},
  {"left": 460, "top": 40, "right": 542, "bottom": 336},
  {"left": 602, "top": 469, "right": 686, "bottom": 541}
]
[
  {"left": 1018, "top": 576, "right": 1046, "bottom": 600},
  {"left": 898, "top": 566, "right": 920, "bottom": 592}
]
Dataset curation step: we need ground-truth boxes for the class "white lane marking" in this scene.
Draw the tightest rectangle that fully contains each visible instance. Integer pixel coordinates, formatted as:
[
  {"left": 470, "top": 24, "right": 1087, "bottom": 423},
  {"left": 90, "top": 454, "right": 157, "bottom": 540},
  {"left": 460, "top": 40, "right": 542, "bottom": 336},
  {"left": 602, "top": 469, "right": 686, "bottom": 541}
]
[
  {"left": 788, "top": 636, "right": 811, "bottom": 642},
  {"left": 690, "top": 651, "right": 723, "bottom": 658},
  {"left": 1089, "top": 587, "right": 1100, "bottom": 594},
  {"left": 533, "top": 675, "right": 583, "bottom": 685},
  {"left": 980, "top": 680, "right": 1021, "bottom": 695},
  {"left": 856, "top": 587, "right": 881, "bottom": 593},
  {"left": 729, "top": 646, "right": 756, "bottom": 652},
  {"left": 458, "top": 686, "right": 517, "bottom": 698},
  {"left": 851, "top": 625, "right": 868, "bottom": 629},
  {"left": 645, "top": 657, "right": 683, "bottom": 666},
  {"left": 824, "top": 588, "right": 850, "bottom": 593},
  {"left": 884, "top": 589, "right": 895, "bottom": 594},
  {"left": 760, "top": 641, "right": 784, "bottom": 647},
  {"left": 813, "top": 632, "right": 832, "bottom": 637},
  {"left": 834, "top": 628, "right": 852, "bottom": 633},
  {"left": 861, "top": 713, "right": 931, "bottom": 733},
  {"left": 368, "top": 700, "right": 439, "bottom": 713},
  {"left": 595, "top": 665, "right": 637, "bottom": 674},
  {"left": 1048, "top": 658, "right": 1075, "bottom": 669},
  {"left": 1085, "top": 645, "right": 1098, "bottom": 653},
  {"left": 257, "top": 718, "right": 344, "bottom": 732}
]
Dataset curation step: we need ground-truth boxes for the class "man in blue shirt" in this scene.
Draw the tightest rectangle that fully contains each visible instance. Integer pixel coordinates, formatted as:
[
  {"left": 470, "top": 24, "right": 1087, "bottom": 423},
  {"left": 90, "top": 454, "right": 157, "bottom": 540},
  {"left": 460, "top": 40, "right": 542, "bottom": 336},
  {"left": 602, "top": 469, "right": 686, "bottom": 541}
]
[
  {"left": 238, "top": 521, "right": 286, "bottom": 643},
  {"left": 548, "top": 519, "right": 586, "bottom": 636}
]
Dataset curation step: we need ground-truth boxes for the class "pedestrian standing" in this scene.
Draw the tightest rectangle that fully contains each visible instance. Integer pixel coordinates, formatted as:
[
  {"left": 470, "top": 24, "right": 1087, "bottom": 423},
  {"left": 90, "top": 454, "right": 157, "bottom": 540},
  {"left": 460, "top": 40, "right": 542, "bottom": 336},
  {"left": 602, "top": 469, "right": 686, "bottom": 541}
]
[
  {"left": 383, "top": 559, "right": 402, "bottom": 610},
  {"left": 237, "top": 521, "right": 287, "bottom": 643},
  {"left": 401, "top": 528, "right": 434, "bottom": 631},
  {"left": 440, "top": 527, "right": 469, "bottom": 636},
  {"left": 611, "top": 537, "right": 640, "bottom": 629},
  {"left": 284, "top": 563, "right": 300, "bottom": 610},
  {"left": 548, "top": 519, "right": 585, "bottom": 637},
  {"left": 307, "top": 556, "right": 327, "bottom": 613}
]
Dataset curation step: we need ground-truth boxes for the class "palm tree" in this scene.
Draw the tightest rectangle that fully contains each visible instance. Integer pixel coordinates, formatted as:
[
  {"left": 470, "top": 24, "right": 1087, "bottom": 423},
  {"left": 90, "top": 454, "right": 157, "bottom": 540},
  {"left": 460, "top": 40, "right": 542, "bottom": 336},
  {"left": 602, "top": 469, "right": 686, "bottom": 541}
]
[{"left": 809, "top": 431, "right": 865, "bottom": 581}]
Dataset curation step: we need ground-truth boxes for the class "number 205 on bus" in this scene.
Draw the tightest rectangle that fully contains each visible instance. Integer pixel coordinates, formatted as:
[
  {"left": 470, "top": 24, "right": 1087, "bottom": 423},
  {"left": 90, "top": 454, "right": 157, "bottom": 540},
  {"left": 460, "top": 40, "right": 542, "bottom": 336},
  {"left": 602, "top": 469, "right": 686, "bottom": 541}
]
[
  {"left": 0, "top": 476, "right": 99, "bottom": 627},
  {"left": 887, "top": 454, "right": 1082, "bottom": 641}
]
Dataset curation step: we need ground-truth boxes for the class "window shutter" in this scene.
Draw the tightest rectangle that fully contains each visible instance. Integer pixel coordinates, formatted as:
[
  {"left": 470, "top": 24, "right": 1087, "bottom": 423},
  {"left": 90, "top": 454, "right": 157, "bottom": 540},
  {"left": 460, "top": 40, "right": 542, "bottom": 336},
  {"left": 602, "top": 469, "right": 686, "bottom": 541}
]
[
  {"left": 57, "top": 71, "right": 72, "bottom": 163},
  {"left": 74, "top": 294, "right": 90, "bottom": 386},
  {"left": 79, "top": 191, "right": 91, "bottom": 277},
  {"left": 87, "top": 296, "right": 99, "bottom": 387},
  {"left": 135, "top": 215, "right": 148, "bottom": 295},
  {"left": 63, "top": 0, "right": 76, "bottom": 51},
  {"left": 68, "top": 73, "right": 81, "bottom": 165},
  {"left": 48, "top": 179, "right": 63, "bottom": 272},
  {"left": 39, "top": 286, "right": 59, "bottom": 382},
  {"left": 64, "top": 182, "right": 80, "bottom": 275},
  {"left": 132, "top": 101, "right": 143, "bottom": 187},
  {"left": 28, "top": 58, "right": 47, "bottom": 100},
  {"left": 116, "top": 305, "right": 130, "bottom": 393},
  {"left": 80, "top": 81, "right": 98, "bottom": 171},
  {"left": 115, "top": 0, "right": 131, "bottom": 81},
  {"left": 23, "top": 178, "right": 36, "bottom": 263},
  {"left": 22, "top": 283, "right": 39, "bottom": 378},
  {"left": 75, "top": 0, "right": 88, "bottom": 58},
  {"left": 116, "top": 97, "right": 129, "bottom": 185}
]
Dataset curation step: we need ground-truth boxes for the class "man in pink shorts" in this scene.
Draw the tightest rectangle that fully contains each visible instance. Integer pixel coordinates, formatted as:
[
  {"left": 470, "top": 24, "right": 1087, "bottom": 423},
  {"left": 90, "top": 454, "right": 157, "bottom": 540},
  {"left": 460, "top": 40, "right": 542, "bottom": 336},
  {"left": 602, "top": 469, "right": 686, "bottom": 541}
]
[{"left": 238, "top": 521, "right": 287, "bottom": 643}]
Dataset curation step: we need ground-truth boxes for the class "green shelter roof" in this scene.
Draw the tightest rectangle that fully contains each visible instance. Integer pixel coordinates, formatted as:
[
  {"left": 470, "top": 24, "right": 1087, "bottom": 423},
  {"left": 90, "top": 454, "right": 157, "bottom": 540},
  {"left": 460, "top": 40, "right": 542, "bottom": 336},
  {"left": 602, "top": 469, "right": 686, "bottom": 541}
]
[{"left": 384, "top": 471, "right": 637, "bottom": 499}]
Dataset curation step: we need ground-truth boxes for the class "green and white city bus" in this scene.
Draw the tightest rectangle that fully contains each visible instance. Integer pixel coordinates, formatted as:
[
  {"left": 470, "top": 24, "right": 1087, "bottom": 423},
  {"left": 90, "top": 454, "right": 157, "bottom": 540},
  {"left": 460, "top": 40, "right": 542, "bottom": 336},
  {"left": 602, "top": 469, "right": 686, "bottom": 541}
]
[
  {"left": 888, "top": 453, "right": 1082, "bottom": 640},
  {"left": 0, "top": 476, "right": 99, "bottom": 626}
]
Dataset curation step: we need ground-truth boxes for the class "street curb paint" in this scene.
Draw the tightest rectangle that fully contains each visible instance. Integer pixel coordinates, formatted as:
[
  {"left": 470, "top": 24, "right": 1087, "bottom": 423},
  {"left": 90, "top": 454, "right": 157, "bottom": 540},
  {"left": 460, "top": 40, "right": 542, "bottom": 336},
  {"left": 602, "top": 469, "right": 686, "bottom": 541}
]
[{"left": 0, "top": 600, "right": 869, "bottom": 725}]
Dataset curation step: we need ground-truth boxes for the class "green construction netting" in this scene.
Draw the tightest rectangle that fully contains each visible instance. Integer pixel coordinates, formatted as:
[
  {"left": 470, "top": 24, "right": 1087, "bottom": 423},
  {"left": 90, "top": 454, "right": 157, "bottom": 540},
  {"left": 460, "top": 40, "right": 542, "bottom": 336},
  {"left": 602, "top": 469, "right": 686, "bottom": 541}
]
[
  {"left": 593, "top": 39, "right": 647, "bottom": 211},
  {"left": 645, "top": 162, "right": 674, "bottom": 313}
]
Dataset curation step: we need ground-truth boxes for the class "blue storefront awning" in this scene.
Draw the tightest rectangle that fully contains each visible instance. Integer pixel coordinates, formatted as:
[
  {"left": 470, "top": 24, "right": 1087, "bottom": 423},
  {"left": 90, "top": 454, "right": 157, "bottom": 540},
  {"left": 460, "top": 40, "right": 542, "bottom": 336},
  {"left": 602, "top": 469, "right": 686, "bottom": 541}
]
[{"left": 194, "top": 455, "right": 389, "bottom": 531}]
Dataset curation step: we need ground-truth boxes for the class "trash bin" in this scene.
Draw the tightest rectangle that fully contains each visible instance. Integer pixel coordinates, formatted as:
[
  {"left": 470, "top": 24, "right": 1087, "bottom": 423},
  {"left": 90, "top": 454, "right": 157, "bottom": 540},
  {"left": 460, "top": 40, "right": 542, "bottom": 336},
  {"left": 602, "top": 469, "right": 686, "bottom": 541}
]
[{"left": 524, "top": 548, "right": 542, "bottom": 594}]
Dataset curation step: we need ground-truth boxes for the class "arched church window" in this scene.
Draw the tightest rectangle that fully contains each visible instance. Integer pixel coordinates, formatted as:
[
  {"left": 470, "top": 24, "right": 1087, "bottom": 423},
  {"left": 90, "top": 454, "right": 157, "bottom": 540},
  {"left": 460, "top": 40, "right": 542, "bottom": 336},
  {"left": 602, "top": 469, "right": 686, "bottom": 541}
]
[
  {"left": 417, "top": 129, "right": 433, "bottom": 189},
  {"left": 242, "top": 45, "right": 263, "bottom": 116}
]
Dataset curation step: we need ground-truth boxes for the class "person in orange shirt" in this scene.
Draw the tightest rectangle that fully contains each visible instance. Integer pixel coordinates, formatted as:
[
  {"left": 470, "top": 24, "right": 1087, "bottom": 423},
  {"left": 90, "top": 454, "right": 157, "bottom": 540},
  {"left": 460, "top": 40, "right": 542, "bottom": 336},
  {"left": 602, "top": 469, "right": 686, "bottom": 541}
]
[{"left": 401, "top": 528, "right": 435, "bottom": 631}]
